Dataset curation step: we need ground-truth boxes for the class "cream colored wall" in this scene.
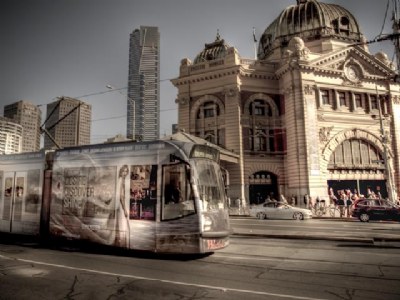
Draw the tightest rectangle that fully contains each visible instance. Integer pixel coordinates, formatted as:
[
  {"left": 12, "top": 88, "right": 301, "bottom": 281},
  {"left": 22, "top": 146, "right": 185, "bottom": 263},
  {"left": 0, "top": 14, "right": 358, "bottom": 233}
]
[{"left": 172, "top": 40, "right": 400, "bottom": 209}]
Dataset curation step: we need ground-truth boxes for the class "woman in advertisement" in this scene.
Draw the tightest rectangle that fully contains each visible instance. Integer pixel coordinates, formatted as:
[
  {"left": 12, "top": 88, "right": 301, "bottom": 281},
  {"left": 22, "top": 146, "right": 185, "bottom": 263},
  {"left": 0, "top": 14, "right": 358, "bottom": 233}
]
[{"left": 115, "top": 165, "right": 130, "bottom": 247}]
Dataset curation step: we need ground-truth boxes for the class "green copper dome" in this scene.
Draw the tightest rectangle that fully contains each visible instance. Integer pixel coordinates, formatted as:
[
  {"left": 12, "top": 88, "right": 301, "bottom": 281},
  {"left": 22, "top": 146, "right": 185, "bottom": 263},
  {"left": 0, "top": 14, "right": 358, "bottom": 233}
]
[
  {"left": 194, "top": 32, "right": 230, "bottom": 64},
  {"left": 258, "top": 0, "right": 363, "bottom": 59}
]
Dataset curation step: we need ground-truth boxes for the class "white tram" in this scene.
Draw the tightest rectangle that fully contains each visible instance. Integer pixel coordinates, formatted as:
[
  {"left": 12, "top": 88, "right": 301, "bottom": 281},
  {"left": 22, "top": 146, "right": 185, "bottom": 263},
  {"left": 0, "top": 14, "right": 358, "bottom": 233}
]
[{"left": 0, "top": 139, "right": 230, "bottom": 253}]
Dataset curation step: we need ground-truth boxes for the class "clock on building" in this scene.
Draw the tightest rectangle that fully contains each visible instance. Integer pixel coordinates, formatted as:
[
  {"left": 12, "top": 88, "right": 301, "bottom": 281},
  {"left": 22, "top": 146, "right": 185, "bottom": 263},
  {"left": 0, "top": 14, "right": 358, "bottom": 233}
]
[{"left": 344, "top": 64, "right": 361, "bottom": 82}]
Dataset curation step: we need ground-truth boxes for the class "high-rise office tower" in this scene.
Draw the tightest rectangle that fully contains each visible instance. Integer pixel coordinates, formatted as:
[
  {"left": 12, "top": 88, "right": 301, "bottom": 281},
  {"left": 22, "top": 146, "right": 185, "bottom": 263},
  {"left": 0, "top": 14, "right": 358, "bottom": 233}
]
[
  {"left": 127, "top": 26, "right": 160, "bottom": 141},
  {"left": 0, "top": 116, "right": 23, "bottom": 154},
  {"left": 3, "top": 100, "right": 42, "bottom": 152},
  {"left": 44, "top": 97, "right": 91, "bottom": 149}
]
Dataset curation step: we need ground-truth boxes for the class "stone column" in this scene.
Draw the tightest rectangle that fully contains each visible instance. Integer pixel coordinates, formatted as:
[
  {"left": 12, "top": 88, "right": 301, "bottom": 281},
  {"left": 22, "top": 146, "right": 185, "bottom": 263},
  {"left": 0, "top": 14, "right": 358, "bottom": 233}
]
[
  {"left": 223, "top": 85, "right": 246, "bottom": 208},
  {"left": 315, "top": 86, "right": 322, "bottom": 108},
  {"left": 334, "top": 90, "right": 340, "bottom": 110},
  {"left": 350, "top": 92, "right": 356, "bottom": 112}
]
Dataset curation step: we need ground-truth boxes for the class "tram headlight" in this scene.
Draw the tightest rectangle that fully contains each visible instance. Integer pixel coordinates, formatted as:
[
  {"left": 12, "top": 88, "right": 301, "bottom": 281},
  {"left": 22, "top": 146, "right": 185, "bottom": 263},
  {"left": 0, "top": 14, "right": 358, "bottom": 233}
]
[{"left": 202, "top": 215, "right": 212, "bottom": 231}]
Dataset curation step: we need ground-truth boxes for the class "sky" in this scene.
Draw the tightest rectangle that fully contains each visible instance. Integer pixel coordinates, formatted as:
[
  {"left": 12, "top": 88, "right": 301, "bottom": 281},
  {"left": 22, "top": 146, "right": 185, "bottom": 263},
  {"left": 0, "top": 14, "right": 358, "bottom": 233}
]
[{"left": 1, "top": 0, "right": 397, "bottom": 145}]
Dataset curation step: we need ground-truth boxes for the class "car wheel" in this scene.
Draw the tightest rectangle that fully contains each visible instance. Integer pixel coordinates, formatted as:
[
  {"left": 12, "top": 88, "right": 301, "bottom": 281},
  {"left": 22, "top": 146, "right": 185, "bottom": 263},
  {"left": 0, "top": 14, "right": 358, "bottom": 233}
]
[
  {"left": 293, "top": 212, "right": 304, "bottom": 220},
  {"left": 359, "top": 213, "right": 370, "bottom": 222},
  {"left": 256, "top": 212, "right": 265, "bottom": 220}
]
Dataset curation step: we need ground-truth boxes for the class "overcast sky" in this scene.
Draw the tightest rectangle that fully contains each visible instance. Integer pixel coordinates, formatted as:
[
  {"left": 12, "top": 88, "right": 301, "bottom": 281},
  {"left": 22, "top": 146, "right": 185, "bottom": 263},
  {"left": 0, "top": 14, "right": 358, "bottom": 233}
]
[{"left": 1, "top": 0, "right": 396, "bottom": 144}]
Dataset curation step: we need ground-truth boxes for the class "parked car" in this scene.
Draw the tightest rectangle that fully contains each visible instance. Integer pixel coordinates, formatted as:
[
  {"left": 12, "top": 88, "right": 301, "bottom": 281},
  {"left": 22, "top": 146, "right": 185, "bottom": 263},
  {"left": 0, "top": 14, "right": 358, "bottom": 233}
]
[
  {"left": 350, "top": 199, "right": 400, "bottom": 222},
  {"left": 249, "top": 201, "right": 313, "bottom": 220}
]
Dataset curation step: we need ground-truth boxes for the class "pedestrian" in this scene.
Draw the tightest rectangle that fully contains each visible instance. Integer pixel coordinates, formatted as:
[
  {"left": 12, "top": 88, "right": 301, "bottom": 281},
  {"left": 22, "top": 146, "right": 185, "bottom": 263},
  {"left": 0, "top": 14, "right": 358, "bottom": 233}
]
[
  {"left": 255, "top": 193, "right": 260, "bottom": 204},
  {"left": 337, "top": 190, "right": 345, "bottom": 218},
  {"left": 290, "top": 194, "right": 295, "bottom": 206},
  {"left": 303, "top": 194, "right": 309, "bottom": 207},
  {"left": 328, "top": 187, "right": 338, "bottom": 206},
  {"left": 346, "top": 196, "right": 353, "bottom": 218},
  {"left": 308, "top": 196, "right": 314, "bottom": 211}
]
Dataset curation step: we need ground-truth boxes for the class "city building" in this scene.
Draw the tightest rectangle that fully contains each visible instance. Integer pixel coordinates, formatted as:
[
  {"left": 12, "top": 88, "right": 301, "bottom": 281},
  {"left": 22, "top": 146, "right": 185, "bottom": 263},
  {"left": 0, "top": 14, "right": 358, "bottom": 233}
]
[
  {"left": 0, "top": 116, "right": 23, "bottom": 155},
  {"left": 172, "top": 0, "right": 400, "bottom": 211},
  {"left": 3, "top": 100, "right": 41, "bottom": 152},
  {"left": 127, "top": 26, "right": 160, "bottom": 141},
  {"left": 44, "top": 97, "right": 91, "bottom": 149},
  {"left": 104, "top": 134, "right": 130, "bottom": 143}
]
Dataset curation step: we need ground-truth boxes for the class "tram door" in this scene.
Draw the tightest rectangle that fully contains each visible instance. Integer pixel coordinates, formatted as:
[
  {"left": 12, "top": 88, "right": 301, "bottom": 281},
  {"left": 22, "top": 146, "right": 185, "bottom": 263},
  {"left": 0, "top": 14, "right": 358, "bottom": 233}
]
[
  {"left": 0, "top": 171, "right": 41, "bottom": 235},
  {"left": 0, "top": 172, "right": 24, "bottom": 233}
]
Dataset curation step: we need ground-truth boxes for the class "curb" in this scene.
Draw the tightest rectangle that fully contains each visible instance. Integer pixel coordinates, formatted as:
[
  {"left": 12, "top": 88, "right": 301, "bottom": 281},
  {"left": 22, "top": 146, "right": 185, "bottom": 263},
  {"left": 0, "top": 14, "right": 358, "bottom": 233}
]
[
  {"left": 231, "top": 231, "right": 373, "bottom": 243},
  {"left": 232, "top": 231, "right": 400, "bottom": 246},
  {"left": 230, "top": 215, "right": 358, "bottom": 221}
]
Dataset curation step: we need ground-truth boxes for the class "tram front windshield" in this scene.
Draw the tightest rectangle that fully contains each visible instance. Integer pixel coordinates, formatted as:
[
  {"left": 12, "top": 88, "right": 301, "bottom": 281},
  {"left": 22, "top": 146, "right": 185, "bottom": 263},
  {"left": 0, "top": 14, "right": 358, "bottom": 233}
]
[{"left": 194, "top": 159, "right": 226, "bottom": 211}]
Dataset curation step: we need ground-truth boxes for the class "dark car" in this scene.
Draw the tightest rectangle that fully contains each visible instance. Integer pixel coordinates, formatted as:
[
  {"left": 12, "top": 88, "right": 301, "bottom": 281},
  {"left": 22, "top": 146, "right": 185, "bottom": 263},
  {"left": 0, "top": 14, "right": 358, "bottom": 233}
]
[{"left": 350, "top": 199, "right": 400, "bottom": 222}]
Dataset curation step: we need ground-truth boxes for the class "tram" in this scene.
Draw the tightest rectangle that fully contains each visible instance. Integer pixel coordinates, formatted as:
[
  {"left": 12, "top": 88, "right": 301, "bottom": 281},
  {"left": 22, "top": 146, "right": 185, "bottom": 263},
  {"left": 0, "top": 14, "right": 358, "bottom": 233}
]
[{"left": 0, "top": 139, "right": 230, "bottom": 254}]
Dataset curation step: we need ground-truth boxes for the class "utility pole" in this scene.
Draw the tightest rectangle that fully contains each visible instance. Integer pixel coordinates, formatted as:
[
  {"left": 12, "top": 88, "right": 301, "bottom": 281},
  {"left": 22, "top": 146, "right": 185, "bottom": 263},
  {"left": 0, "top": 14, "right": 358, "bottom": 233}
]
[{"left": 376, "top": 86, "right": 397, "bottom": 202}]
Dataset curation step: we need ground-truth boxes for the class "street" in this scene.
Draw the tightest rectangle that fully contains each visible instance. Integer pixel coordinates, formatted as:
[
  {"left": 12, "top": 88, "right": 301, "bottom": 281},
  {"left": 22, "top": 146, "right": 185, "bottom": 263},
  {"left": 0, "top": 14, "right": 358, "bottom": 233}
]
[
  {"left": 0, "top": 218, "right": 399, "bottom": 300},
  {"left": 230, "top": 217, "right": 400, "bottom": 245}
]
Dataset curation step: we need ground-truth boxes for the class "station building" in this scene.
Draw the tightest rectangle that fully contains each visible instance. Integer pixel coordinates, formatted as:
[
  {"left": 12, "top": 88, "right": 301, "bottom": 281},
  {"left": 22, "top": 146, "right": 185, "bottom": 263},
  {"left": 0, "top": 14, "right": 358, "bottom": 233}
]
[{"left": 171, "top": 0, "right": 400, "bottom": 211}]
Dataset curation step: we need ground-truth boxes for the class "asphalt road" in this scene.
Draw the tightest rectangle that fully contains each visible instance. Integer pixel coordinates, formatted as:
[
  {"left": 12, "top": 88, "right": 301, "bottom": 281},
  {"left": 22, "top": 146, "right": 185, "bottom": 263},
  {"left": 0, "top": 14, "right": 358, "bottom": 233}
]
[{"left": 0, "top": 218, "right": 399, "bottom": 300}]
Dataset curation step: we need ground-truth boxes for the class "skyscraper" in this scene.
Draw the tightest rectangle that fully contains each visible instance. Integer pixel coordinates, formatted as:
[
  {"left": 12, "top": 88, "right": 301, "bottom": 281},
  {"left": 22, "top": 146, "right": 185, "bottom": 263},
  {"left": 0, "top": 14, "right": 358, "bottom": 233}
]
[
  {"left": 3, "top": 100, "right": 42, "bottom": 152},
  {"left": 44, "top": 97, "right": 91, "bottom": 149},
  {"left": 127, "top": 26, "right": 160, "bottom": 141}
]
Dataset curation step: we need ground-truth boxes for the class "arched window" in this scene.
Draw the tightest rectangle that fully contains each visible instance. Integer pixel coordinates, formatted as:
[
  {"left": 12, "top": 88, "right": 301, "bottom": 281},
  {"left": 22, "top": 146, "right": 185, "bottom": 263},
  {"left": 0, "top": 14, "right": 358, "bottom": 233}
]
[
  {"left": 197, "top": 101, "right": 220, "bottom": 119},
  {"left": 328, "top": 138, "right": 383, "bottom": 169},
  {"left": 249, "top": 100, "right": 272, "bottom": 116},
  {"left": 194, "top": 98, "right": 225, "bottom": 147},
  {"left": 332, "top": 16, "right": 350, "bottom": 35},
  {"left": 245, "top": 96, "right": 285, "bottom": 153},
  {"left": 249, "top": 128, "right": 277, "bottom": 152}
]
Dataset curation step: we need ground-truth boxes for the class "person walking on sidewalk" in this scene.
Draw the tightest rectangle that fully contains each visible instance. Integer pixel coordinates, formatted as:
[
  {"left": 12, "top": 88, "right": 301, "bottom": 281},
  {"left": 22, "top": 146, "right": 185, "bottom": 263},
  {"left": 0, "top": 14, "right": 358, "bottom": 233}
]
[
  {"left": 307, "top": 195, "right": 314, "bottom": 211},
  {"left": 303, "top": 194, "right": 309, "bottom": 208},
  {"left": 337, "top": 190, "right": 345, "bottom": 218},
  {"left": 345, "top": 196, "right": 353, "bottom": 217}
]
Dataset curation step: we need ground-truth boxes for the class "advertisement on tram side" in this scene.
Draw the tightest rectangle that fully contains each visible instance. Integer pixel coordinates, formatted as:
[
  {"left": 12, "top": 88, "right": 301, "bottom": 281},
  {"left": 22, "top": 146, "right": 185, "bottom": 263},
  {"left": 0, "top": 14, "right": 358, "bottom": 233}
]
[{"left": 49, "top": 159, "right": 158, "bottom": 247}]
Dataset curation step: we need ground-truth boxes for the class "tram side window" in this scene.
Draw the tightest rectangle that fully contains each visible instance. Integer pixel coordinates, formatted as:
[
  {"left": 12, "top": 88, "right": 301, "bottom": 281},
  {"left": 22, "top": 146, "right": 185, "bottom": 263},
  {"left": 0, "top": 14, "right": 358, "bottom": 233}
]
[
  {"left": 162, "top": 164, "right": 195, "bottom": 220},
  {"left": 129, "top": 165, "right": 157, "bottom": 221}
]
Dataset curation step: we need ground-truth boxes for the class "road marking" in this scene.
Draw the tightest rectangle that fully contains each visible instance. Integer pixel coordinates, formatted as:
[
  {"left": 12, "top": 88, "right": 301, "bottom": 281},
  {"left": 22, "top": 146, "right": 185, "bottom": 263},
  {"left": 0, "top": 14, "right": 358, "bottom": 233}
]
[{"left": 0, "top": 254, "right": 328, "bottom": 300}]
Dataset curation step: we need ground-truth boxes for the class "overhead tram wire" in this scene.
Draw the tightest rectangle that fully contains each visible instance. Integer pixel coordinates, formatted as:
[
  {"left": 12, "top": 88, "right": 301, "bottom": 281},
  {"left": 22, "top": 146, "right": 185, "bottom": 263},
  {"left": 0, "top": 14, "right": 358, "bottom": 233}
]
[
  {"left": 37, "top": 76, "right": 176, "bottom": 147},
  {"left": 36, "top": 77, "right": 172, "bottom": 107}
]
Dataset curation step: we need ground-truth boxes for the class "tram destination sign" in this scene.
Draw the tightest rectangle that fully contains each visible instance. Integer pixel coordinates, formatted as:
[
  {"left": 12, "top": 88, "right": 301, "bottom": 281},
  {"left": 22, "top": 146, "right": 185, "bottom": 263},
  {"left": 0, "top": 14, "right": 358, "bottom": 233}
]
[{"left": 190, "top": 145, "right": 220, "bottom": 162}]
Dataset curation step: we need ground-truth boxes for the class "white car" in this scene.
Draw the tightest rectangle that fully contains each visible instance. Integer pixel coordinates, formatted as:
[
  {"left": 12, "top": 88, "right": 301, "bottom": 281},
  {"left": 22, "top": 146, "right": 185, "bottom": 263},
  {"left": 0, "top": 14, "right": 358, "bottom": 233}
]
[{"left": 249, "top": 201, "right": 313, "bottom": 220}]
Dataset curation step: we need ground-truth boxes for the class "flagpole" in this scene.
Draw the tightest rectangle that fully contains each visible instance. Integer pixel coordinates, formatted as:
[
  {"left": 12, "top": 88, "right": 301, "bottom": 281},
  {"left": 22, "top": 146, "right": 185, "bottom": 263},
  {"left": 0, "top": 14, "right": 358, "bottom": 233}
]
[{"left": 253, "top": 27, "right": 257, "bottom": 60}]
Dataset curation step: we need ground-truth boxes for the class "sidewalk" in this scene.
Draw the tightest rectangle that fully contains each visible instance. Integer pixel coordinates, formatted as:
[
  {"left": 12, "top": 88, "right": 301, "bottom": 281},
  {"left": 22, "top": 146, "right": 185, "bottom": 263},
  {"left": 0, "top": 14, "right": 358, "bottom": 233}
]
[{"left": 229, "top": 216, "right": 400, "bottom": 246}]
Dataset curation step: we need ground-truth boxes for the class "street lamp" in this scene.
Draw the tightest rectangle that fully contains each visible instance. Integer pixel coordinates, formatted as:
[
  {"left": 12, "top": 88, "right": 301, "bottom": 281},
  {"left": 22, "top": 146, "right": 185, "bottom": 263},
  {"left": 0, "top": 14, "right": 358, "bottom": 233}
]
[{"left": 106, "top": 85, "right": 138, "bottom": 141}]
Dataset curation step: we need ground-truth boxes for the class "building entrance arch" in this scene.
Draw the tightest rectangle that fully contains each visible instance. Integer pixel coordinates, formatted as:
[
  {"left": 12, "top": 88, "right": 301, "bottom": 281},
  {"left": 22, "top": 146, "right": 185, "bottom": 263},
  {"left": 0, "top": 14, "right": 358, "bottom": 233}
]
[
  {"left": 322, "top": 129, "right": 389, "bottom": 199},
  {"left": 248, "top": 171, "right": 278, "bottom": 204}
]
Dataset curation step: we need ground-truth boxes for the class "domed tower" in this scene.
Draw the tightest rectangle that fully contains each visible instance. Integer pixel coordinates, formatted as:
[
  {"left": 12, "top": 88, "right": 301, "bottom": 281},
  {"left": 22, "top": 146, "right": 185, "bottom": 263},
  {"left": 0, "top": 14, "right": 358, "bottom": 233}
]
[
  {"left": 172, "top": 1, "right": 400, "bottom": 213},
  {"left": 193, "top": 32, "right": 231, "bottom": 63},
  {"left": 258, "top": 0, "right": 365, "bottom": 60}
]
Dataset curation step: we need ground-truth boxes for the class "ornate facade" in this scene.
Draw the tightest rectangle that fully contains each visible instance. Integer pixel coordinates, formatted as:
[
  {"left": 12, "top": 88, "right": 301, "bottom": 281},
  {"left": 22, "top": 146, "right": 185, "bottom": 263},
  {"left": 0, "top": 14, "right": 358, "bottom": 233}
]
[{"left": 171, "top": 0, "right": 400, "bottom": 211}]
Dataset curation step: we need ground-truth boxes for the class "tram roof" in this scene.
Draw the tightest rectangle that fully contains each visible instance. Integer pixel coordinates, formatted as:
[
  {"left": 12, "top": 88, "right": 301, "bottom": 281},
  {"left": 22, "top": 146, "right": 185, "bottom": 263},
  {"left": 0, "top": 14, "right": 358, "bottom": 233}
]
[{"left": 163, "top": 131, "right": 239, "bottom": 164}]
